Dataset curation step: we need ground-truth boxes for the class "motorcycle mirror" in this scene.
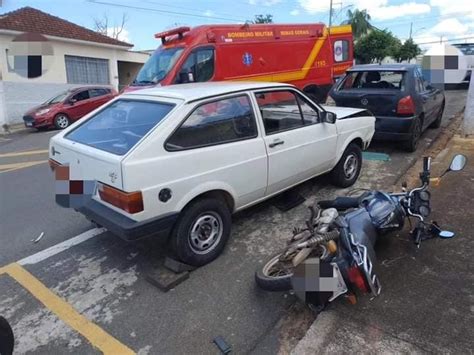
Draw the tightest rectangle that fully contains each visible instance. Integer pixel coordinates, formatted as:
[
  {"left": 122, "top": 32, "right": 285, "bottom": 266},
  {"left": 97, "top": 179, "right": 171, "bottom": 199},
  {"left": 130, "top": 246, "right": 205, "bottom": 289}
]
[
  {"left": 448, "top": 154, "right": 467, "bottom": 172},
  {"left": 439, "top": 230, "right": 455, "bottom": 238}
]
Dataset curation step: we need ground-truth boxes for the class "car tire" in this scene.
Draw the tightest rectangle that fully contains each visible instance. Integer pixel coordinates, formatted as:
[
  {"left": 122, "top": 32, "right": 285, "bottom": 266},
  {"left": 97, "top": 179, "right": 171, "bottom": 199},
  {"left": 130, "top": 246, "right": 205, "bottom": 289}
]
[
  {"left": 53, "top": 114, "right": 70, "bottom": 130},
  {"left": 330, "top": 143, "right": 362, "bottom": 188},
  {"left": 403, "top": 117, "right": 422, "bottom": 152},
  {"left": 429, "top": 101, "right": 444, "bottom": 129},
  {"left": 171, "top": 197, "right": 232, "bottom": 266}
]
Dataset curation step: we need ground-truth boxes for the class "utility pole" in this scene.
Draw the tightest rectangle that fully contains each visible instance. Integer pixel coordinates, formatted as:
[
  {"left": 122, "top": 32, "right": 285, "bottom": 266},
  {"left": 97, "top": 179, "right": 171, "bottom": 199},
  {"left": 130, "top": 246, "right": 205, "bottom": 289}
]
[
  {"left": 409, "top": 22, "right": 413, "bottom": 39},
  {"left": 329, "top": 0, "right": 333, "bottom": 29},
  {"left": 463, "top": 72, "right": 474, "bottom": 136}
]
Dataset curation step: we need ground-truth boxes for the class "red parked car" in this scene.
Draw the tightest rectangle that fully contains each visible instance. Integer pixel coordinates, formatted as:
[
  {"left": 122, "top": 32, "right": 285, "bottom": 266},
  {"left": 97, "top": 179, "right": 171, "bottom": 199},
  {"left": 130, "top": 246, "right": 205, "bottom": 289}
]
[{"left": 23, "top": 86, "right": 117, "bottom": 130}]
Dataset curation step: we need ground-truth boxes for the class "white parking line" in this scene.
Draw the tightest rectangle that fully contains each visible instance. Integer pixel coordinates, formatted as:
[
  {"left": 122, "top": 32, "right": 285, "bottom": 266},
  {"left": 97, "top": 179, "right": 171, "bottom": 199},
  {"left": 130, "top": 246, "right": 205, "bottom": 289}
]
[{"left": 18, "top": 227, "right": 106, "bottom": 266}]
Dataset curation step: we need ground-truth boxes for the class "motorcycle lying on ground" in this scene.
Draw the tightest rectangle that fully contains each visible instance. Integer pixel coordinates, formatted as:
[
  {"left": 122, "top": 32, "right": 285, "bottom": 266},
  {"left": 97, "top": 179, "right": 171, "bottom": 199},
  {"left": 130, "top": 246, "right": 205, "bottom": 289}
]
[{"left": 255, "top": 155, "right": 467, "bottom": 311}]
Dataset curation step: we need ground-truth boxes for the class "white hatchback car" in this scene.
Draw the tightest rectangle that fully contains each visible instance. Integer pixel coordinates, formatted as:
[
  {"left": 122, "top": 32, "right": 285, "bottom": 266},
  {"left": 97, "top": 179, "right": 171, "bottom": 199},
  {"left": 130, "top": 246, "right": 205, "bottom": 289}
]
[{"left": 49, "top": 82, "right": 374, "bottom": 266}]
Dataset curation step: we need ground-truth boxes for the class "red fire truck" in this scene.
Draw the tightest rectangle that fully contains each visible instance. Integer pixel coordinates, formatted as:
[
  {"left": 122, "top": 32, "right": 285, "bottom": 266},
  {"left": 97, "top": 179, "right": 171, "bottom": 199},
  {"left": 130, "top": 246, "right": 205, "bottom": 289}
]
[{"left": 126, "top": 23, "right": 353, "bottom": 102}]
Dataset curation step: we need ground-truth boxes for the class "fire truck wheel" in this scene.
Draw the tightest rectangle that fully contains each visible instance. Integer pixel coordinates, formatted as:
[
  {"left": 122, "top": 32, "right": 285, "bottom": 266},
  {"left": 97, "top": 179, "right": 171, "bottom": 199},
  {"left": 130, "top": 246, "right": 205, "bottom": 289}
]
[{"left": 303, "top": 85, "right": 325, "bottom": 103}]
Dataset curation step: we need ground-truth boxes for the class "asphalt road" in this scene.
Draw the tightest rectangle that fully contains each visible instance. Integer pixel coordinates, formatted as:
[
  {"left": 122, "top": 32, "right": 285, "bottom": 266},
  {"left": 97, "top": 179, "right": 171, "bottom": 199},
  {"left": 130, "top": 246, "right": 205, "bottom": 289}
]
[{"left": 0, "top": 90, "right": 467, "bottom": 354}]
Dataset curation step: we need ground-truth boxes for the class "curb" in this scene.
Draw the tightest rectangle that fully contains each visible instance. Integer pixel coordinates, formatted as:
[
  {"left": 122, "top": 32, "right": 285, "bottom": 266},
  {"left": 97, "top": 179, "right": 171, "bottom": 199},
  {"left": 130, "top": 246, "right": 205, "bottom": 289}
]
[
  {"left": 391, "top": 106, "right": 465, "bottom": 189},
  {"left": 0, "top": 124, "right": 32, "bottom": 137}
]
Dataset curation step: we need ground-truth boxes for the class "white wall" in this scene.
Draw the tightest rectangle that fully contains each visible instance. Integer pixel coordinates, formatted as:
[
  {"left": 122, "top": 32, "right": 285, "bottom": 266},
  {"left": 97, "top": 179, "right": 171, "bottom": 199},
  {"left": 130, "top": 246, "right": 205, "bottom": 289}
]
[
  {"left": 0, "top": 32, "right": 148, "bottom": 126},
  {"left": 0, "top": 81, "right": 7, "bottom": 128},
  {"left": 2, "top": 81, "right": 81, "bottom": 124}
]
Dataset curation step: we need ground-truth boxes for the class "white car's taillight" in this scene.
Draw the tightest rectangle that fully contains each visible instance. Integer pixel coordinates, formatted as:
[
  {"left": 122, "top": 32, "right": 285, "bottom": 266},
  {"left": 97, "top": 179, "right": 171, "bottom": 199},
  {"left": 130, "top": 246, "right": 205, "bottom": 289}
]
[{"left": 97, "top": 182, "right": 144, "bottom": 214}]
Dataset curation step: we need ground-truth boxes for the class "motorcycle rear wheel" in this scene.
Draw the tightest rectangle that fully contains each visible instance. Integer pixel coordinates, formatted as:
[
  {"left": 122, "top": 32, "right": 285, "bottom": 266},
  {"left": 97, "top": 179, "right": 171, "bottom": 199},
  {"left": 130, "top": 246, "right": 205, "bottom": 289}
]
[{"left": 255, "top": 253, "right": 293, "bottom": 291}]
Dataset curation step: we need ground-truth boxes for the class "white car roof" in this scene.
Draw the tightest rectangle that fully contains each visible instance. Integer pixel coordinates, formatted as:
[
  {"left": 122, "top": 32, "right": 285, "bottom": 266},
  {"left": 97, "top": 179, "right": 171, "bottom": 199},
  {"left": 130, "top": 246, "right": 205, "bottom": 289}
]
[{"left": 122, "top": 82, "right": 294, "bottom": 102}]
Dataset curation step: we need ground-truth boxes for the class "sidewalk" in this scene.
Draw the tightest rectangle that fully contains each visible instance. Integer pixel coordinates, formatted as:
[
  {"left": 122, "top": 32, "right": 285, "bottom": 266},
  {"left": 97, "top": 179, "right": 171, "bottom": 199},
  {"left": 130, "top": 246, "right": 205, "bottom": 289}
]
[
  {"left": 292, "top": 135, "right": 474, "bottom": 354},
  {"left": 0, "top": 123, "right": 30, "bottom": 136}
]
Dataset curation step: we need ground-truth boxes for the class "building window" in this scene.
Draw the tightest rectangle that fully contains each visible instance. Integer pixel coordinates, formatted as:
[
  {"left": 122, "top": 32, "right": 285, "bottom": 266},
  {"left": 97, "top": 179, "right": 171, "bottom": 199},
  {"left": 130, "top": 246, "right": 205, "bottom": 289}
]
[
  {"left": 65, "top": 55, "right": 109, "bottom": 84},
  {"left": 13, "top": 55, "right": 42, "bottom": 78}
]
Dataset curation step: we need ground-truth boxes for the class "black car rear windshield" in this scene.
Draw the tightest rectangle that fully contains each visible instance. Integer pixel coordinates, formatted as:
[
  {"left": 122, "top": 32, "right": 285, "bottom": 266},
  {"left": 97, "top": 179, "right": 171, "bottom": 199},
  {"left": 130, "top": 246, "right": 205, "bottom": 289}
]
[
  {"left": 66, "top": 99, "right": 175, "bottom": 155},
  {"left": 338, "top": 71, "right": 406, "bottom": 91}
]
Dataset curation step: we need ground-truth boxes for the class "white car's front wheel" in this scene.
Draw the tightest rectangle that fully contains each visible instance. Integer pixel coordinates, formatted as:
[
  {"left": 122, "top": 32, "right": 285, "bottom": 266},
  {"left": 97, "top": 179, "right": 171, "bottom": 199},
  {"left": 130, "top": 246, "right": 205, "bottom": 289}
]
[
  {"left": 330, "top": 143, "right": 362, "bottom": 188},
  {"left": 171, "top": 197, "right": 232, "bottom": 266}
]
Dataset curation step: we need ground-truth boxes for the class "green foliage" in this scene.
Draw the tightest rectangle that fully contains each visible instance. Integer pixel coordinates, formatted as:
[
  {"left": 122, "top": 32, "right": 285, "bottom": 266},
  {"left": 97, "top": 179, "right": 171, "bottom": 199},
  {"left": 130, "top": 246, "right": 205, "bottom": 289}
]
[
  {"left": 394, "top": 38, "right": 422, "bottom": 62},
  {"left": 342, "top": 9, "right": 371, "bottom": 40},
  {"left": 253, "top": 14, "right": 273, "bottom": 24},
  {"left": 354, "top": 29, "right": 401, "bottom": 64}
]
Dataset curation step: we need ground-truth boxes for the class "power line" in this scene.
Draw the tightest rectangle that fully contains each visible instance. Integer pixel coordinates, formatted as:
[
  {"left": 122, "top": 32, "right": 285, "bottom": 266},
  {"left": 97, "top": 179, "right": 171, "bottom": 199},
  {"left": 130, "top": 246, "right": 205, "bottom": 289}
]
[
  {"left": 141, "top": 0, "right": 249, "bottom": 21},
  {"left": 86, "top": 0, "right": 246, "bottom": 22},
  {"left": 416, "top": 35, "right": 474, "bottom": 45}
]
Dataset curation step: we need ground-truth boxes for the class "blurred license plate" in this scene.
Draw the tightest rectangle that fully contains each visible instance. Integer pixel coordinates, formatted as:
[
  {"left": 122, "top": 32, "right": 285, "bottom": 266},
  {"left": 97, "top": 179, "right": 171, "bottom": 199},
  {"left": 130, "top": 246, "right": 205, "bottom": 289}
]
[{"left": 25, "top": 122, "right": 33, "bottom": 127}]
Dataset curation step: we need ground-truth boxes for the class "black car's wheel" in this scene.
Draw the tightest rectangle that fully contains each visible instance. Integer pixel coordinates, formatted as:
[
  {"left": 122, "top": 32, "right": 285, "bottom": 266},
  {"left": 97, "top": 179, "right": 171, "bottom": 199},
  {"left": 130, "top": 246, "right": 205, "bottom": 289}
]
[
  {"left": 53, "top": 114, "right": 70, "bottom": 130},
  {"left": 171, "top": 197, "right": 232, "bottom": 266},
  {"left": 430, "top": 101, "right": 445, "bottom": 129},
  {"left": 330, "top": 143, "right": 362, "bottom": 188},
  {"left": 403, "top": 117, "right": 422, "bottom": 152}
]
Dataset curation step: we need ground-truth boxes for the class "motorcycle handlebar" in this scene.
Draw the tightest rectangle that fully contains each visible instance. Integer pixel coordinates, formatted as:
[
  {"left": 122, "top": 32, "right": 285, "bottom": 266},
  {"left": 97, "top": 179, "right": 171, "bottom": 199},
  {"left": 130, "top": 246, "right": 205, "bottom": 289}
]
[{"left": 318, "top": 196, "right": 361, "bottom": 210}]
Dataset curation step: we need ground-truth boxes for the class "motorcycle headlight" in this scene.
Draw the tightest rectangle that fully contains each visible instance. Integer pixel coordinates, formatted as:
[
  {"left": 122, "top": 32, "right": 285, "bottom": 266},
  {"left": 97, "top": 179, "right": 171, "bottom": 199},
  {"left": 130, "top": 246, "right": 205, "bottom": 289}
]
[{"left": 36, "top": 108, "right": 51, "bottom": 116}]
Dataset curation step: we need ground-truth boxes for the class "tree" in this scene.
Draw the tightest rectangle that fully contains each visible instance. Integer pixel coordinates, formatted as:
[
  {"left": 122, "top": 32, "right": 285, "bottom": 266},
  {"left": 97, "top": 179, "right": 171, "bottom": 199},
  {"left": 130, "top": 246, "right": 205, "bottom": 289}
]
[
  {"left": 342, "top": 9, "right": 371, "bottom": 40},
  {"left": 253, "top": 14, "right": 273, "bottom": 23},
  {"left": 354, "top": 29, "right": 400, "bottom": 64},
  {"left": 94, "top": 13, "right": 128, "bottom": 41},
  {"left": 393, "top": 38, "right": 422, "bottom": 63}
]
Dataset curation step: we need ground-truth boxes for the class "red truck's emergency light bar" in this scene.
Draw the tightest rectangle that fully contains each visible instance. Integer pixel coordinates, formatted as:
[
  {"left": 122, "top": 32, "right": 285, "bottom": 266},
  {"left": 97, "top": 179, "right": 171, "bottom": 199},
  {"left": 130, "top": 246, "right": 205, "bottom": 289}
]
[{"left": 155, "top": 27, "right": 190, "bottom": 44}]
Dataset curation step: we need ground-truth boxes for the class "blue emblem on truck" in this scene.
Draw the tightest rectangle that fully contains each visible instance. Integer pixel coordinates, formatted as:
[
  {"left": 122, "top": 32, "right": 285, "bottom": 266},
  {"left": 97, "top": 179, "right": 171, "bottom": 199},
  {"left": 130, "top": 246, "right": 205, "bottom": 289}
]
[{"left": 242, "top": 52, "right": 253, "bottom": 66}]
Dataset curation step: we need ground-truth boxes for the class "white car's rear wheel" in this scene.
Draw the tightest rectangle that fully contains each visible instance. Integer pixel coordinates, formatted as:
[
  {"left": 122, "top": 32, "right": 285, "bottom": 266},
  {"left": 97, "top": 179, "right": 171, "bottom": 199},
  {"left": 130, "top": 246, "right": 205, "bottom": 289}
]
[{"left": 171, "top": 197, "right": 231, "bottom": 266}]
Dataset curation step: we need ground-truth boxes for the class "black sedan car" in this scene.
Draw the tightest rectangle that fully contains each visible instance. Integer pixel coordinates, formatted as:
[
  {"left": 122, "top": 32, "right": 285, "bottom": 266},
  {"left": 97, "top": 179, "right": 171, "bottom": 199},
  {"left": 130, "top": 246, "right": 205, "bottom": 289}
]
[{"left": 326, "top": 64, "right": 445, "bottom": 152}]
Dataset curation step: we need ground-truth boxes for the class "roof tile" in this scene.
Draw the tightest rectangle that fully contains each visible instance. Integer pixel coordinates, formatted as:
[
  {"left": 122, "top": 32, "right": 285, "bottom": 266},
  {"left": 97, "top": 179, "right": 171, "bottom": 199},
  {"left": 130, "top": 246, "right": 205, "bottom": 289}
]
[{"left": 0, "top": 6, "right": 133, "bottom": 47}]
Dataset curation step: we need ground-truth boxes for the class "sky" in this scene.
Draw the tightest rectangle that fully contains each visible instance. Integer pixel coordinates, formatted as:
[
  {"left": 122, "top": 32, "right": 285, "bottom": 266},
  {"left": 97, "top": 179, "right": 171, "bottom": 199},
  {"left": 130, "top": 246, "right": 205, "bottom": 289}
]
[{"left": 1, "top": 0, "right": 473, "bottom": 50}]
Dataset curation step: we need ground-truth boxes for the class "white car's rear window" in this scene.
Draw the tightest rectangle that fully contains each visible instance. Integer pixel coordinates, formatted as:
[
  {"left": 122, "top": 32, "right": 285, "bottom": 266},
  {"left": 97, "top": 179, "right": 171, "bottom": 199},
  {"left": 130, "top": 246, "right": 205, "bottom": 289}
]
[{"left": 66, "top": 99, "right": 175, "bottom": 155}]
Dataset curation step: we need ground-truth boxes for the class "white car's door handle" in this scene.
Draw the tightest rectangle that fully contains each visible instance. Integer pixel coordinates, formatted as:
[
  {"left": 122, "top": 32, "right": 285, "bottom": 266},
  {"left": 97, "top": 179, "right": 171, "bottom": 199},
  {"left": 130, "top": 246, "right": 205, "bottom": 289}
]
[{"left": 269, "top": 139, "right": 284, "bottom": 148}]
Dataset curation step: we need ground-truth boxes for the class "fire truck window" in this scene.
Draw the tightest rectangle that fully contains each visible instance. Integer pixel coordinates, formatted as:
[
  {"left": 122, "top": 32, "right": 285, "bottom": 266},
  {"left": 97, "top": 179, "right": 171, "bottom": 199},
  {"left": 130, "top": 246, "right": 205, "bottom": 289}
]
[
  {"left": 177, "top": 49, "right": 214, "bottom": 83},
  {"left": 166, "top": 95, "right": 257, "bottom": 150},
  {"left": 334, "top": 40, "right": 349, "bottom": 62},
  {"left": 178, "top": 54, "right": 195, "bottom": 83},
  {"left": 255, "top": 90, "right": 304, "bottom": 134},
  {"left": 195, "top": 49, "right": 214, "bottom": 82}
]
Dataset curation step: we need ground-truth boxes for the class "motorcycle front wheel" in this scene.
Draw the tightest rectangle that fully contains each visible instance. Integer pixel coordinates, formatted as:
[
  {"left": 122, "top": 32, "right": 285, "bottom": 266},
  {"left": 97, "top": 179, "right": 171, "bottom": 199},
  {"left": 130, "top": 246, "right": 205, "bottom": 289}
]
[{"left": 255, "top": 253, "right": 294, "bottom": 291}]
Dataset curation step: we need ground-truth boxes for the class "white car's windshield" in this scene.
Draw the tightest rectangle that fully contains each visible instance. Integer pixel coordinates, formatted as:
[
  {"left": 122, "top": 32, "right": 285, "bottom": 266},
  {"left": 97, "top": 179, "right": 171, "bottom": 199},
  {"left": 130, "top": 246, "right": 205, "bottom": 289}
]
[
  {"left": 66, "top": 99, "right": 175, "bottom": 155},
  {"left": 133, "top": 47, "right": 184, "bottom": 85}
]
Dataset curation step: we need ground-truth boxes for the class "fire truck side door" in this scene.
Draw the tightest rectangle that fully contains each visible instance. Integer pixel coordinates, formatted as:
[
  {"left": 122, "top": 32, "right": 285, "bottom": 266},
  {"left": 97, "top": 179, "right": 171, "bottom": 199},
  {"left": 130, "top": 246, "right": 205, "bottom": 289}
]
[{"left": 175, "top": 47, "right": 215, "bottom": 84}]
